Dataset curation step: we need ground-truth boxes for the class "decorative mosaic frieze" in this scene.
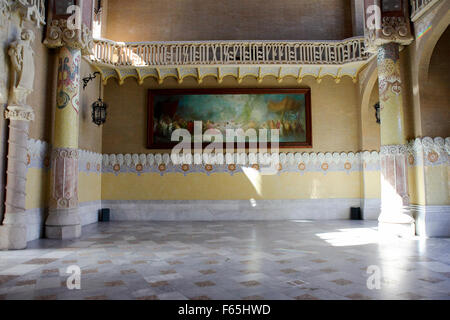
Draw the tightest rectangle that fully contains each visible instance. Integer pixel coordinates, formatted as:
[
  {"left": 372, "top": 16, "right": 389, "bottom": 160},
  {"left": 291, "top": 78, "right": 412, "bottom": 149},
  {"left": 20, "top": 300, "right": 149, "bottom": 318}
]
[
  {"left": 28, "top": 138, "right": 50, "bottom": 169},
  {"left": 101, "top": 151, "right": 381, "bottom": 176},
  {"left": 25, "top": 138, "right": 450, "bottom": 176},
  {"left": 79, "top": 149, "right": 103, "bottom": 174},
  {"left": 380, "top": 144, "right": 408, "bottom": 155},
  {"left": 27, "top": 139, "right": 102, "bottom": 174},
  {"left": 407, "top": 137, "right": 450, "bottom": 167}
]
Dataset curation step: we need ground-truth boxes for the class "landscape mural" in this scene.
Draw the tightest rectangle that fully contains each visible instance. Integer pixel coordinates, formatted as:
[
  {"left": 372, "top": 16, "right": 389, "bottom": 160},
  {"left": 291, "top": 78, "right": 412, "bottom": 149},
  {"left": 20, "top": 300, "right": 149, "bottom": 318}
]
[{"left": 148, "top": 89, "right": 312, "bottom": 148}]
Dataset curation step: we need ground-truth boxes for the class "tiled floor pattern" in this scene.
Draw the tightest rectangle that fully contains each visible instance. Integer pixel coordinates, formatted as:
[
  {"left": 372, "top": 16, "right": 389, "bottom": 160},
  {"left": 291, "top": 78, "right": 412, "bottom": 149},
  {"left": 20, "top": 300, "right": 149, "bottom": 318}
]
[{"left": 0, "top": 220, "right": 449, "bottom": 300}]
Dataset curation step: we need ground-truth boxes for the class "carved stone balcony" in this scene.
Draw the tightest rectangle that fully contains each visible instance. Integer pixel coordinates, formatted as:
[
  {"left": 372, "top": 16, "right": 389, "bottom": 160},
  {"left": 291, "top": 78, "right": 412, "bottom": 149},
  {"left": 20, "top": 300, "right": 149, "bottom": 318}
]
[{"left": 88, "top": 37, "right": 373, "bottom": 85}]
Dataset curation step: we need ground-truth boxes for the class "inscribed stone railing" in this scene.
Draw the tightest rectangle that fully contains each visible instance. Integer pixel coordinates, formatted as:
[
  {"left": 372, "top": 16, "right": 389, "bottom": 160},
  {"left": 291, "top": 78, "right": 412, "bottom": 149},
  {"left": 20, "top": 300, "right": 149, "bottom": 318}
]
[
  {"left": 410, "top": 0, "right": 441, "bottom": 21},
  {"left": 91, "top": 37, "right": 369, "bottom": 67}
]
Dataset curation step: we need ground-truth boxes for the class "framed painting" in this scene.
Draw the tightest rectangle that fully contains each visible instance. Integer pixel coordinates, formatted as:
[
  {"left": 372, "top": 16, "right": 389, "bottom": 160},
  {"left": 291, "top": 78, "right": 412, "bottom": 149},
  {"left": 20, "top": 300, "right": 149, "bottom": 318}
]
[{"left": 147, "top": 88, "right": 312, "bottom": 149}]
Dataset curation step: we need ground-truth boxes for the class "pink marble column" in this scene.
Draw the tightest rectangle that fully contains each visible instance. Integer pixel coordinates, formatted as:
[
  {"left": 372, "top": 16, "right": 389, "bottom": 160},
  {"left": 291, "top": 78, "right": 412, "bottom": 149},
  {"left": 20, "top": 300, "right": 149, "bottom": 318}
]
[{"left": 0, "top": 106, "right": 34, "bottom": 249}]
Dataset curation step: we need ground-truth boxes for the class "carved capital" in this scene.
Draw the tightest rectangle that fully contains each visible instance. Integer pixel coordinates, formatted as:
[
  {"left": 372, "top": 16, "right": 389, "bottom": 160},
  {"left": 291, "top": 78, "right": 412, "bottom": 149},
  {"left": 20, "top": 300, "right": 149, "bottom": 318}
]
[
  {"left": 5, "top": 105, "right": 34, "bottom": 121},
  {"left": 365, "top": 16, "right": 414, "bottom": 52},
  {"left": 50, "top": 147, "right": 79, "bottom": 210},
  {"left": 363, "top": 0, "right": 414, "bottom": 52},
  {"left": 44, "top": 19, "right": 93, "bottom": 55}
]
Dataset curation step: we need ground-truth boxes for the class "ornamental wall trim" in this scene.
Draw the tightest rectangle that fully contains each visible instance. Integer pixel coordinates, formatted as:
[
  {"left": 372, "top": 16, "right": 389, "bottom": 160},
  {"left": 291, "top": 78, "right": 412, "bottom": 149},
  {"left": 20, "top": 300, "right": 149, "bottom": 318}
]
[
  {"left": 27, "top": 137, "right": 449, "bottom": 176},
  {"left": 408, "top": 137, "right": 450, "bottom": 167}
]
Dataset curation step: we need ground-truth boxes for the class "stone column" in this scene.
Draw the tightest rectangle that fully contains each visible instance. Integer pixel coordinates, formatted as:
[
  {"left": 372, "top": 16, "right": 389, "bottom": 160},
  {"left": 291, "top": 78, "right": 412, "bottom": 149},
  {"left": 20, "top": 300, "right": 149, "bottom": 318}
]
[
  {"left": 0, "top": 106, "right": 34, "bottom": 249},
  {"left": 44, "top": 19, "right": 93, "bottom": 239},
  {"left": 376, "top": 42, "right": 415, "bottom": 237},
  {"left": 45, "top": 46, "right": 81, "bottom": 239},
  {"left": 0, "top": 28, "right": 36, "bottom": 250}
]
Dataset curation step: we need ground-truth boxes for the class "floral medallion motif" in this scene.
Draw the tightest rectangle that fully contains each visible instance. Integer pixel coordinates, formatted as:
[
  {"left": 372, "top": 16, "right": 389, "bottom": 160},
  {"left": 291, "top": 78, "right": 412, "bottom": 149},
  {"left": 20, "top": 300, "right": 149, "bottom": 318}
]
[
  {"left": 86, "top": 162, "right": 91, "bottom": 171},
  {"left": 321, "top": 163, "right": 329, "bottom": 171},
  {"left": 344, "top": 162, "right": 352, "bottom": 170},
  {"left": 158, "top": 164, "right": 166, "bottom": 172},
  {"left": 228, "top": 164, "right": 236, "bottom": 172},
  {"left": 298, "top": 163, "right": 306, "bottom": 171},
  {"left": 136, "top": 164, "right": 143, "bottom": 172},
  {"left": 182, "top": 164, "right": 190, "bottom": 172},
  {"left": 427, "top": 151, "right": 439, "bottom": 163},
  {"left": 205, "top": 164, "right": 213, "bottom": 172},
  {"left": 251, "top": 164, "right": 260, "bottom": 171},
  {"left": 113, "top": 164, "right": 120, "bottom": 172}
]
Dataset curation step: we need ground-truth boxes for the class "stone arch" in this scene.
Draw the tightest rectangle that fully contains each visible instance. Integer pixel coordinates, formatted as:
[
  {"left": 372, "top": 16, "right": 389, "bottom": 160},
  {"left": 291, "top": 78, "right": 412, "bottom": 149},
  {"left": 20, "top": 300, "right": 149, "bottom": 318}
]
[
  {"left": 416, "top": 3, "right": 450, "bottom": 87},
  {"left": 415, "top": 3, "right": 450, "bottom": 137},
  {"left": 359, "top": 60, "right": 380, "bottom": 151}
]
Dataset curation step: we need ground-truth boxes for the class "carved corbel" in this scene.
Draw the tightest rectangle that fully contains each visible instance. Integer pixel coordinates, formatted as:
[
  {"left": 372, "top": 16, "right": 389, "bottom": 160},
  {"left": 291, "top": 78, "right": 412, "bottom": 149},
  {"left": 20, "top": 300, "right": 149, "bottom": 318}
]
[
  {"left": 44, "top": 19, "right": 94, "bottom": 55},
  {"left": 363, "top": 0, "right": 414, "bottom": 52}
]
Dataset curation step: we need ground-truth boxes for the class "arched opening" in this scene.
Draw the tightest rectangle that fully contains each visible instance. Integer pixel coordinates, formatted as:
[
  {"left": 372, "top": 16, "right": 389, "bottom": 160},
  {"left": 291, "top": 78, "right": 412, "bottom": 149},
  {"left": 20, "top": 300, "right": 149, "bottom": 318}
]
[{"left": 419, "top": 26, "right": 450, "bottom": 138}]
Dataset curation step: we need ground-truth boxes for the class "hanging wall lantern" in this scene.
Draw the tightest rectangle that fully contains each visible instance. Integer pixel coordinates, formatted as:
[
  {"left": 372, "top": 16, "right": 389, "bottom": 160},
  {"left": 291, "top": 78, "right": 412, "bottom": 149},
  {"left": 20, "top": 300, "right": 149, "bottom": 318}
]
[
  {"left": 374, "top": 102, "right": 380, "bottom": 124},
  {"left": 92, "top": 98, "right": 107, "bottom": 126},
  {"left": 82, "top": 71, "right": 107, "bottom": 126}
]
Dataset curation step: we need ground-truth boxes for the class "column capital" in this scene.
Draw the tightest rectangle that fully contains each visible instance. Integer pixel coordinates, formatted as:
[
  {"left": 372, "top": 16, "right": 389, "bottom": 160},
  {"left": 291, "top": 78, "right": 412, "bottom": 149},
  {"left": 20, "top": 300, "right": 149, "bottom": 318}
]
[
  {"left": 363, "top": 0, "right": 414, "bottom": 52},
  {"left": 44, "top": 18, "right": 93, "bottom": 55},
  {"left": 5, "top": 105, "right": 34, "bottom": 121}
]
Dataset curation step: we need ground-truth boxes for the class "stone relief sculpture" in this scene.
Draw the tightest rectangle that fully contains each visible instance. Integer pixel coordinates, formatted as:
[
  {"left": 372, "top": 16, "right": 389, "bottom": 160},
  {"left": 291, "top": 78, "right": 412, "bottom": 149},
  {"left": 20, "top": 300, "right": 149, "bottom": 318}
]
[{"left": 8, "top": 28, "right": 35, "bottom": 106}]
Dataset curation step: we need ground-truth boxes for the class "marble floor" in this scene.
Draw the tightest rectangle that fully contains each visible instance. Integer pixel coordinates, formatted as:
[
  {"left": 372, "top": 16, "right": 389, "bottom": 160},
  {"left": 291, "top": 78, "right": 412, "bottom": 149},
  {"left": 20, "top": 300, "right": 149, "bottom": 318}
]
[{"left": 0, "top": 220, "right": 449, "bottom": 300}]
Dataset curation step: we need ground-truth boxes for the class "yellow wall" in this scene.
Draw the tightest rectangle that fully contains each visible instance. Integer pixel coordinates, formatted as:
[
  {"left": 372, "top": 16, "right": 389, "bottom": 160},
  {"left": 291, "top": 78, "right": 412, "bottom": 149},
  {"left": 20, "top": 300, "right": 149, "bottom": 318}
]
[
  {"left": 101, "top": 74, "right": 367, "bottom": 201},
  {"left": 409, "top": 166, "right": 426, "bottom": 206},
  {"left": 102, "top": 171, "right": 361, "bottom": 201},
  {"left": 424, "top": 165, "right": 449, "bottom": 205},
  {"left": 79, "top": 172, "right": 102, "bottom": 203},
  {"left": 79, "top": 60, "right": 103, "bottom": 153},
  {"left": 362, "top": 170, "right": 381, "bottom": 199},
  {"left": 103, "top": 76, "right": 361, "bottom": 154},
  {"left": 25, "top": 168, "right": 49, "bottom": 211}
]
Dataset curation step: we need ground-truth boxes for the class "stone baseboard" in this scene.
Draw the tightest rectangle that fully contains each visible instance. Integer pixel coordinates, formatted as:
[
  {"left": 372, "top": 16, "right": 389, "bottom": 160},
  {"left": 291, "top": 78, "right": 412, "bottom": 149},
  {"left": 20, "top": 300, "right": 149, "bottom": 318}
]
[
  {"left": 101, "top": 199, "right": 362, "bottom": 221},
  {"left": 412, "top": 205, "right": 450, "bottom": 237},
  {"left": 361, "top": 198, "right": 381, "bottom": 220},
  {"left": 23, "top": 201, "right": 101, "bottom": 242}
]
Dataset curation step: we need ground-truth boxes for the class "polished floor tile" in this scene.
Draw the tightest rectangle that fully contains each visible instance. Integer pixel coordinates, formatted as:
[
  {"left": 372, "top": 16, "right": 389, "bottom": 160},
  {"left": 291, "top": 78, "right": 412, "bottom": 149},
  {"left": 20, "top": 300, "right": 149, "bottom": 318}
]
[{"left": 0, "top": 220, "right": 449, "bottom": 300}]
